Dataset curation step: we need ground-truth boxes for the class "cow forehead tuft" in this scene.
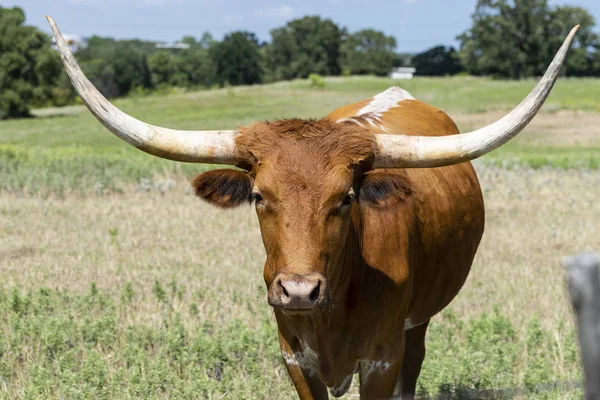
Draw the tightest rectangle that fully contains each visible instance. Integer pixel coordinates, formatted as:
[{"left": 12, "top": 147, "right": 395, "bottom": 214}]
[{"left": 235, "top": 118, "right": 376, "bottom": 167}]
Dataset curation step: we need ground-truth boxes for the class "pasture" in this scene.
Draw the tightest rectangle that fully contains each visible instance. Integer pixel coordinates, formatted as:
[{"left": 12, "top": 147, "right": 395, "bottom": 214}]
[{"left": 1, "top": 76, "right": 599, "bottom": 398}]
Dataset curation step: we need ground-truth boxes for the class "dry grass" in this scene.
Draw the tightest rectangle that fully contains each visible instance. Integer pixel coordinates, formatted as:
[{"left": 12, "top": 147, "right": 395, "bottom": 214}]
[
  {"left": 454, "top": 110, "right": 600, "bottom": 148},
  {"left": 1, "top": 165, "right": 596, "bottom": 332},
  {"left": 0, "top": 181, "right": 265, "bottom": 331},
  {"left": 460, "top": 166, "right": 599, "bottom": 326},
  {"left": 0, "top": 165, "right": 594, "bottom": 398}
]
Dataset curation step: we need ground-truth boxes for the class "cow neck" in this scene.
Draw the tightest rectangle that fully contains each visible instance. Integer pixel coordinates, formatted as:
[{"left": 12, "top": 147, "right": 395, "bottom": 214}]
[{"left": 281, "top": 219, "right": 374, "bottom": 385}]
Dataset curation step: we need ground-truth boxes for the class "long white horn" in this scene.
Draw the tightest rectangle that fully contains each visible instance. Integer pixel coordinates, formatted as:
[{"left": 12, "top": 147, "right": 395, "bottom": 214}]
[
  {"left": 47, "top": 16, "right": 238, "bottom": 164},
  {"left": 373, "top": 25, "right": 579, "bottom": 168}
]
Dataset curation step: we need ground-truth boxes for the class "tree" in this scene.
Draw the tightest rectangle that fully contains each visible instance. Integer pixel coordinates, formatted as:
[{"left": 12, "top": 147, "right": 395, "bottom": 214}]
[
  {"left": 547, "top": 6, "right": 599, "bottom": 76},
  {"left": 148, "top": 48, "right": 216, "bottom": 88},
  {"left": 199, "top": 32, "right": 216, "bottom": 50},
  {"left": 0, "top": 6, "right": 62, "bottom": 119},
  {"left": 267, "top": 16, "right": 343, "bottom": 81},
  {"left": 458, "top": 0, "right": 551, "bottom": 79},
  {"left": 210, "top": 31, "right": 263, "bottom": 86},
  {"left": 458, "top": 0, "right": 599, "bottom": 78},
  {"left": 77, "top": 38, "right": 152, "bottom": 98},
  {"left": 413, "top": 46, "right": 464, "bottom": 76},
  {"left": 592, "top": 45, "right": 600, "bottom": 76},
  {"left": 177, "top": 34, "right": 217, "bottom": 87},
  {"left": 148, "top": 50, "right": 186, "bottom": 87},
  {"left": 111, "top": 44, "right": 152, "bottom": 96},
  {"left": 341, "top": 29, "right": 399, "bottom": 76},
  {"left": 178, "top": 48, "right": 216, "bottom": 87}
]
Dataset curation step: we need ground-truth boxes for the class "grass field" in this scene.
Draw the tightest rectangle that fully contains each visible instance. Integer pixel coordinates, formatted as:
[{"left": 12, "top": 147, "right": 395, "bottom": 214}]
[
  {"left": 1, "top": 76, "right": 600, "bottom": 195},
  {"left": 1, "top": 76, "right": 599, "bottom": 398}
]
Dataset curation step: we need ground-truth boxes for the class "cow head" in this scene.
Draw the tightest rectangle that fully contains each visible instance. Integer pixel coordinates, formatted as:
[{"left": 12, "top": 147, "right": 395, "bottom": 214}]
[
  {"left": 191, "top": 119, "right": 410, "bottom": 314},
  {"left": 47, "top": 15, "right": 578, "bottom": 315}
]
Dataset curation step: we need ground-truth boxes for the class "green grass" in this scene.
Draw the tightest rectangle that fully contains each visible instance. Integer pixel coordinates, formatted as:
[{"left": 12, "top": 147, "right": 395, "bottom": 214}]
[
  {"left": 1, "top": 76, "right": 599, "bottom": 194},
  {"left": 0, "top": 284, "right": 291, "bottom": 399},
  {"left": 419, "top": 309, "right": 582, "bottom": 399},
  {"left": 0, "top": 145, "right": 210, "bottom": 195},
  {"left": 0, "top": 77, "right": 594, "bottom": 396},
  {"left": 484, "top": 144, "right": 600, "bottom": 170},
  {"left": 294, "top": 76, "right": 600, "bottom": 113},
  {"left": 1, "top": 142, "right": 598, "bottom": 195},
  {"left": 1, "top": 76, "right": 599, "bottom": 148},
  {"left": 0, "top": 285, "right": 581, "bottom": 399}
]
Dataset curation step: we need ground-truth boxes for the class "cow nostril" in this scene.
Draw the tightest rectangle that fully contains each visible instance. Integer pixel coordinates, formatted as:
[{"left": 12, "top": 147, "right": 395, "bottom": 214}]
[
  {"left": 279, "top": 280, "right": 289, "bottom": 298},
  {"left": 309, "top": 281, "right": 320, "bottom": 302}
]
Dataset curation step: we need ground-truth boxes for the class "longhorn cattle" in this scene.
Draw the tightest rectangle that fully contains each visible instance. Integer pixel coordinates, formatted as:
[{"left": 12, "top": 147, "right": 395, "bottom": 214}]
[{"left": 48, "top": 16, "right": 578, "bottom": 399}]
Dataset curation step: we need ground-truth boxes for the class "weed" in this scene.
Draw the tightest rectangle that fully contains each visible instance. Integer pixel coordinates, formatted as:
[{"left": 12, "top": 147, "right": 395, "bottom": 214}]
[
  {"left": 0, "top": 286, "right": 582, "bottom": 399},
  {"left": 309, "top": 73, "right": 325, "bottom": 89}
]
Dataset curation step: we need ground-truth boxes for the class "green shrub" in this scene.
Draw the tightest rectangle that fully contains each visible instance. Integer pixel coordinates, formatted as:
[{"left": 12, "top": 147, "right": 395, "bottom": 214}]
[
  {"left": 0, "top": 285, "right": 293, "bottom": 399},
  {"left": 0, "top": 285, "right": 582, "bottom": 398},
  {"left": 417, "top": 308, "right": 581, "bottom": 398},
  {"left": 309, "top": 73, "right": 325, "bottom": 89}
]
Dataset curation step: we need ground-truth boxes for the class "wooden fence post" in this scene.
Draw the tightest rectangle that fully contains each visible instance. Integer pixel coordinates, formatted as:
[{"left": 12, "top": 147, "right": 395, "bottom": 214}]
[{"left": 565, "top": 253, "right": 600, "bottom": 399}]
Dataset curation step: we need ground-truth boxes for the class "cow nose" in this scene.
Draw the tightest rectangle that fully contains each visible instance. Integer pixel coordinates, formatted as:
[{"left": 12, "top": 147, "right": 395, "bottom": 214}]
[{"left": 268, "top": 273, "right": 329, "bottom": 311}]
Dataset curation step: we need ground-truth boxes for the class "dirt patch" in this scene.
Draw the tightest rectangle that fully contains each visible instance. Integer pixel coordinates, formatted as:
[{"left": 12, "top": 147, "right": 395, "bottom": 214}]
[{"left": 452, "top": 110, "right": 600, "bottom": 147}]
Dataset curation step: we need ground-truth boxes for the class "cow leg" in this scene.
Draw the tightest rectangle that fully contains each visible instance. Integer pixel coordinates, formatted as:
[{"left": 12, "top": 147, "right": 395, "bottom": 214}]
[
  {"left": 359, "top": 331, "right": 404, "bottom": 399},
  {"left": 358, "top": 357, "right": 403, "bottom": 399},
  {"left": 397, "top": 320, "right": 430, "bottom": 399},
  {"left": 278, "top": 331, "right": 328, "bottom": 400}
]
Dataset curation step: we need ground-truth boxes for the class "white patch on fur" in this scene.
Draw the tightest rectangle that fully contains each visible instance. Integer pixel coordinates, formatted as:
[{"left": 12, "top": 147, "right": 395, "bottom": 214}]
[
  {"left": 281, "top": 350, "right": 297, "bottom": 366},
  {"left": 336, "top": 117, "right": 366, "bottom": 127},
  {"left": 336, "top": 86, "right": 414, "bottom": 131},
  {"left": 281, "top": 344, "right": 320, "bottom": 376},
  {"left": 360, "top": 359, "right": 391, "bottom": 378},
  {"left": 358, "top": 86, "right": 414, "bottom": 117},
  {"left": 393, "top": 376, "right": 403, "bottom": 397},
  {"left": 283, "top": 346, "right": 391, "bottom": 393},
  {"left": 404, "top": 317, "right": 418, "bottom": 330},
  {"left": 296, "top": 345, "right": 319, "bottom": 376},
  {"left": 329, "top": 374, "right": 354, "bottom": 397}
]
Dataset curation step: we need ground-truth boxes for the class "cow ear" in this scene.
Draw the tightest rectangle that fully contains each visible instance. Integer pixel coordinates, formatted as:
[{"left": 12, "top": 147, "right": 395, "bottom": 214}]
[
  {"left": 358, "top": 171, "right": 412, "bottom": 208},
  {"left": 192, "top": 169, "right": 252, "bottom": 209}
]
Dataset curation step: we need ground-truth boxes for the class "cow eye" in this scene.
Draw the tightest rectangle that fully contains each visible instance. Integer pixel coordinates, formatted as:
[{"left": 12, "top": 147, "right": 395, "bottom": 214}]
[
  {"left": 341, "top": 193, "right": 354, "bottom": 207},
  {"left": 328, "top": 192, "right": 354, "bottom": 217},
  {"left": 252, "top": 192, "right": 264, "bottom": 204},
  {"left": 342, "top": 194, "right": 354, "bottom": 207}
]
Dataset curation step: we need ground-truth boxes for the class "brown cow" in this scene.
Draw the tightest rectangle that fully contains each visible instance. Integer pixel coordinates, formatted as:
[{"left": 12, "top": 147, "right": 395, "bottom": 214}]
[{"left": 48, "top": 16, "right": 578, "bottom": 399}]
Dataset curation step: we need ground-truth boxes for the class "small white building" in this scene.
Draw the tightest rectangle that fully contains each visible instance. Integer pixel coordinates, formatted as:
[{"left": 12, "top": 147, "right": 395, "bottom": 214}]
[
  {"left": 155, "top": 42, "right": 191, "bottom": 50},
  {"left": 389, "top": 67, "right": 417, "bottom": 80}
]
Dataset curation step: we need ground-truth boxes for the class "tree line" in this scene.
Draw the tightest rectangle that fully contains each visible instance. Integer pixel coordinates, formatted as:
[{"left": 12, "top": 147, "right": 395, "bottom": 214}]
[{"left": 1, "top": 0, "right": 599, "bottom": 119}]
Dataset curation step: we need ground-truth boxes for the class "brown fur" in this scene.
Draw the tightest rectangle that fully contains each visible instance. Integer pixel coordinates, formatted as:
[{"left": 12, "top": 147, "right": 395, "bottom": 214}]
[
  {"left": 192, "top": 92, "right": 485, "bottom": 399},
  {"left": 236, "top": 119, "right": 376, "bottom": 170},
  {"left": 359, "top": 170, "right": 413, "bottom": 207},
  {"left": 192, "top": 169, "right": 252, "bottom": 209}
]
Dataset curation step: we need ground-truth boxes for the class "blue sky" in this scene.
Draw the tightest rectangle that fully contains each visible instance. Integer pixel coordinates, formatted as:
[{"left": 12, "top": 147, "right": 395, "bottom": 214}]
[{"left": 5, "top": 0, "right": 600, "bottom": 52}]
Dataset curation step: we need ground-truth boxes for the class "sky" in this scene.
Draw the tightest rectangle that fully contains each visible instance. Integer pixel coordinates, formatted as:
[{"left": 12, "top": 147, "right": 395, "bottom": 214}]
[{"left": 4, "top": 0, "right": 600, "bottom": 52}]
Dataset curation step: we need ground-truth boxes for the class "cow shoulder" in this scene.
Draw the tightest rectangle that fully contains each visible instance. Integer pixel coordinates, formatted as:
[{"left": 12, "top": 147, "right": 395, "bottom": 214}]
[{"left": 326, "top": 86, "right": 459, "bottom": 137}]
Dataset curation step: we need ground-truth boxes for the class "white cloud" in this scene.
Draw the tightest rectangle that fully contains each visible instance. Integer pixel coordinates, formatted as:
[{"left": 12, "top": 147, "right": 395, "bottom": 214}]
[
  {"left": 65, "top": 0, "right": 191, "bottom": 7},
  {"left": 253, "top": 5, "right": 295, "bottom": 19},
  {"left": 141, "top": 0, "right": 186, "bottom": 6},
  {"left": 329, "top": 0, "right": 398, "bottom": 2},
  {"left": 224, "top": 14, "right": 244, "bottom": 23}
]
